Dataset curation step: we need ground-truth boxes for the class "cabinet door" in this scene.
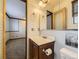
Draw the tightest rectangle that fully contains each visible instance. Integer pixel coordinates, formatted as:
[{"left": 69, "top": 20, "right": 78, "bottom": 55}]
[
  {"left": 39, "top": 42, "right": 54, "bottom": 59},
  {"left": 29, "top": 39, "right": 38, "bottom": 59}
]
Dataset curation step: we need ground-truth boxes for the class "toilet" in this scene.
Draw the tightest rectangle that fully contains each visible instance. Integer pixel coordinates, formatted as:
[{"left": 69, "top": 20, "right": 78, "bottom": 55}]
[{"left": 60, "top": 48, "right": 78, "bottom": 59}]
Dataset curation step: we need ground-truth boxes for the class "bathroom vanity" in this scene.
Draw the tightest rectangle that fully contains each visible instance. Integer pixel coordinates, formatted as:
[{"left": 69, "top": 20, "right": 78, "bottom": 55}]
[{"left": 29, "top": 37, "right": 55, "bottom": 59}]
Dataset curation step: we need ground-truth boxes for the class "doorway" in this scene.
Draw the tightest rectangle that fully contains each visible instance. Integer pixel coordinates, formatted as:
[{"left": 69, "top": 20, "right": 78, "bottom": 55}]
[{"left": 6, "top": 0, "right": 27, "bottom": 59}]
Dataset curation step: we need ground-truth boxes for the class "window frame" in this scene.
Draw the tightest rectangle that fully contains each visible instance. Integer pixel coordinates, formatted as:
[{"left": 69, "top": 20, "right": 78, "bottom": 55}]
[{"left": 72, "top": 0, "right": 78, "bottom": 24}]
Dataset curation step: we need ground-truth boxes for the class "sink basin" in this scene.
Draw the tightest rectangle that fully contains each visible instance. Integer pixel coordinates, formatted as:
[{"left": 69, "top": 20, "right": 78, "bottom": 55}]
[{"left": 30, "top": 36, "right": 55, "bottom": 46}]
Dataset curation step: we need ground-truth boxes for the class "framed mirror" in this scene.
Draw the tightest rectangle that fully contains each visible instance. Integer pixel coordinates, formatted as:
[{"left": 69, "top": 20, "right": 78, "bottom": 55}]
[{"left": 46, "top": 8, "right": 67, "bottom": 30}]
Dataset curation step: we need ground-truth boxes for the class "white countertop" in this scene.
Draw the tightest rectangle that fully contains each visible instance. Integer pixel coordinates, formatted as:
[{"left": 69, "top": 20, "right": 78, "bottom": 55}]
[{"left": 30, "top": 36, "right": 55, "bottom": 46}]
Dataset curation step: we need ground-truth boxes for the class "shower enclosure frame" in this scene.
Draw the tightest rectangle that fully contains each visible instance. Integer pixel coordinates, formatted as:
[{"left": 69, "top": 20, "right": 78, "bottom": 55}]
[{"left": 3, "top": 0, "right": 27, "bottom": 59}]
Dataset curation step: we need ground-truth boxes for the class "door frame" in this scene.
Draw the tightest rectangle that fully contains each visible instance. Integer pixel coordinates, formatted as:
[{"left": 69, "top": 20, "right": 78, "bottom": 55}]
[
  {"left": 3, "top": 0, "right": 27, "bottom": 59},
  {"left": 3, "top": 0, "right": 6, "bottom": 59}
]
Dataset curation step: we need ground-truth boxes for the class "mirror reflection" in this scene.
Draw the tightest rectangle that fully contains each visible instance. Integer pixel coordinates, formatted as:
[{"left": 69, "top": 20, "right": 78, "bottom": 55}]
[{"left": 46, "top": 0, "right": 78, "bottom": 30}]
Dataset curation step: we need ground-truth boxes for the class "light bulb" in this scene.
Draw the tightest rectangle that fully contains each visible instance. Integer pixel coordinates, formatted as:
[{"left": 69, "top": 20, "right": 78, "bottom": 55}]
[{"left": 39, "top": 1, "right": 47, "bottom": 8}]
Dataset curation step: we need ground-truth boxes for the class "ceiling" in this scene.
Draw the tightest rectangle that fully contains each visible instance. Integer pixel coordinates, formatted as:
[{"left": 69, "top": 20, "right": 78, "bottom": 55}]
[
  {"left": 6, "top": 0, "right": 26, "bottom": 19},
  {"left": 28, "top": 0, "right": 64, "bottom": 7},
  {"left": 29, "top": 0, "right": 65, "bottom": 12},
  {"left": 37, "top": 0, "right": 64, "bottom": 6},
  {"left": 48, "top": 0, "right": 64, "bottom": 7}
]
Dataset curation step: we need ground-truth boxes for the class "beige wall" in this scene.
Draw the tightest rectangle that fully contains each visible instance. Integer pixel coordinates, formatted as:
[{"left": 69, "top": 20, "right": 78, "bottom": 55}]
[
  {"left": 53, "top": 0, "right": 78, "bottom": 29},
  {"left": 0, "top": 0, "right": 3, "bottom": 59},
  {"left": 27, "top": 0, "right": 47, "bottom": 38}
]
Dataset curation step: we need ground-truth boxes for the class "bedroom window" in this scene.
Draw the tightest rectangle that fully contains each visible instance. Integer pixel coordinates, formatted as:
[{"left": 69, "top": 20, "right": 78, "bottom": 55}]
[{"left": 72, "top": 0, "right": 78, "bottom": 24}]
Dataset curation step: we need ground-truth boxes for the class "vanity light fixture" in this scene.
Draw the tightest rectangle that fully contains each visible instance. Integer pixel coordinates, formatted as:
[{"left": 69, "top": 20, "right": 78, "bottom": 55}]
[{"left": 39, "top": 0, "right": 49, "bottom": 7}]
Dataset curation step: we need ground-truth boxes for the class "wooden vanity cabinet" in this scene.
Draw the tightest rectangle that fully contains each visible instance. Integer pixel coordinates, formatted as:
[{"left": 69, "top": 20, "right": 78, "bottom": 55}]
[
  {"left": 29, "top": 39, "right": 55, "bottom": 59},
  {"left": 29, "top": 39, "right": 39, "bottom": 59}
]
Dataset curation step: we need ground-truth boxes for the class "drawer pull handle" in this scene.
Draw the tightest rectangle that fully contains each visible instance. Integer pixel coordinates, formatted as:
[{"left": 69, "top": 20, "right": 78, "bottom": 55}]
[{"left": 43, "top": 48, "right": 52, "bottom": 56}]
